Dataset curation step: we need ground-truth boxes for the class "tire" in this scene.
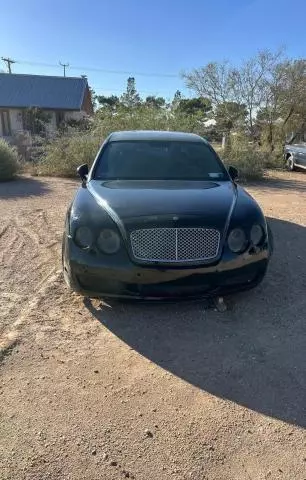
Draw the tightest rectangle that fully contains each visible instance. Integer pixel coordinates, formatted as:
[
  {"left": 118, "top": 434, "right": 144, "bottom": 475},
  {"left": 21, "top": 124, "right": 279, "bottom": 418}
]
[{"left": 286, "top": 154, "right": 296, "bottom": 171}]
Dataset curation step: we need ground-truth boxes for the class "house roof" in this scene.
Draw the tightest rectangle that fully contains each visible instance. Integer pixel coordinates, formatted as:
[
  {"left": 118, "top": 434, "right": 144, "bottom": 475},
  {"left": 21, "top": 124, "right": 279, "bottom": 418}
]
[{"left": 0, "top": 73, "right": 88, "bottom": 110}]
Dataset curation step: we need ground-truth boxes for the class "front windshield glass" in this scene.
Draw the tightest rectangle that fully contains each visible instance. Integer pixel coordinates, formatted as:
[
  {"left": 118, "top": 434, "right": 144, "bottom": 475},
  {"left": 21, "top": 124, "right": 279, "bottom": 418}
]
[{"left": 93, "top": 140, "right": 228, "bottom": 181}]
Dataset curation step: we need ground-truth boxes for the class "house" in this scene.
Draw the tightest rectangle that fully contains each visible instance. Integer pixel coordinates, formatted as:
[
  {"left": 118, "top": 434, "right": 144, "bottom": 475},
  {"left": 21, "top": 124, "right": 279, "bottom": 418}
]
[{"left": 0, "top": 73, "right": 93, "bottom": 139}]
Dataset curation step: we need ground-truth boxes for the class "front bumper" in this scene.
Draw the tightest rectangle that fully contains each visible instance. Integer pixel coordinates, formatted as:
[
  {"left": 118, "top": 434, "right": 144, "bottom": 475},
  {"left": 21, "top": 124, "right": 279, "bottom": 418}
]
[{"left": 65, "top": 239, "right": 270, "bottom": 300}]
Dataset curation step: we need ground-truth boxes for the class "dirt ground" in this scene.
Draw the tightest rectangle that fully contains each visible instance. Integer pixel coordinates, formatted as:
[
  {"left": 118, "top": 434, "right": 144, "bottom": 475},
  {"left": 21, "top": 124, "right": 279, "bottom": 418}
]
[{"left": 0, "top": 172, "right": 306, "bottom": 480}]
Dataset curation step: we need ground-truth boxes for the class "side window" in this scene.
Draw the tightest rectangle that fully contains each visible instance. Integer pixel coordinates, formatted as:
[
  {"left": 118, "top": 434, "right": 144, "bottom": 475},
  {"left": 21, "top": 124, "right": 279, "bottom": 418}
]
[{"left": 0, "top": 110, "right": 11, "bottom": 136}]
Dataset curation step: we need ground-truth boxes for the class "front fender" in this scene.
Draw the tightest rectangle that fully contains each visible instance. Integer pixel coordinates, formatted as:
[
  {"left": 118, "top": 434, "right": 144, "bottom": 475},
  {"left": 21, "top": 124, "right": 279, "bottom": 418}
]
[
  {"left": 222, "top": 185, "right": 270, "bottom": 257},
  {"left": 229, "top": 185, "right": 267, "bottom": 233},
  {"left": 68, "top": 185, "right": 117, "bottom": 238}
]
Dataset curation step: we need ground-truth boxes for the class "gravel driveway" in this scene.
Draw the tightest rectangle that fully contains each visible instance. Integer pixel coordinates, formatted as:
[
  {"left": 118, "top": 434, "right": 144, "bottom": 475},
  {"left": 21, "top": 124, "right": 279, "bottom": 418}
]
[{"left": 0, "top": 172, "right": 306, "bottom": 480}]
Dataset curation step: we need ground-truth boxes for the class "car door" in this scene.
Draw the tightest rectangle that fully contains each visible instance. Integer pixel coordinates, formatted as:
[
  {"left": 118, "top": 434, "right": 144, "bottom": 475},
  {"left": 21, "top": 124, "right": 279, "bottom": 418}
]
[{"left": 294, "top": 143, "right": 306, "bottom": 167}]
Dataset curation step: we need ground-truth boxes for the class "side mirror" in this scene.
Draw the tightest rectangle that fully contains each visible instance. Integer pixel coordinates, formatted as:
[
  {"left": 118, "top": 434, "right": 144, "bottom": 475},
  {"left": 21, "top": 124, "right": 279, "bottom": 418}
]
[
  {"left": 228, "top": 165, "right": 239, "bottom": 181},
  {"left": 77, "top": 164, "right": 89, "bottom": 182}
]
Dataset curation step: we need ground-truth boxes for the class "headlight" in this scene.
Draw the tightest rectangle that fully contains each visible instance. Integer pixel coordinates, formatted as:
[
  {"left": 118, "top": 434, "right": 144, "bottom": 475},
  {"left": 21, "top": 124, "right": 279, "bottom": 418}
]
[
  {"left": 74, "top": 226, "right": 93, "bottom": 249},
  {"left": 250, "top": 224, "right": 264, "bottom": 245},
  {"left": 228, "top": 228, "right": 247, "bottom": 253},
  {"left": 97, "top": 229, "right": 120, "bottom": 254}
]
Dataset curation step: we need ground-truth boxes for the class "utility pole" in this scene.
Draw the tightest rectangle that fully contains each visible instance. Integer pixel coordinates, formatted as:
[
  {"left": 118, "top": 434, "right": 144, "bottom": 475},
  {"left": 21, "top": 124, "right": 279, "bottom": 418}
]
[
  {"left": 59, "top": 61, "right": 69, "bottom": 77},
  {"left": 1, "top": 57, "right": 16, "bottom": 74}
]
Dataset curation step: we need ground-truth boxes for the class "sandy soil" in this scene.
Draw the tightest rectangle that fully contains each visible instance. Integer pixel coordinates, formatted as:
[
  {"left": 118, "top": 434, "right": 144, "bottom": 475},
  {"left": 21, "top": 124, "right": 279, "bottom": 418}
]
[{"left": 0, "top": 172, "right": 306, "bottom": 480}]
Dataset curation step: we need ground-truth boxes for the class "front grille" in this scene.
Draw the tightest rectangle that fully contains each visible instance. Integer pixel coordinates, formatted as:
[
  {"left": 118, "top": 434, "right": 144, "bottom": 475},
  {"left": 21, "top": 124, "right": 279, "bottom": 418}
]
[{"left": 130, "top": 227, "right": 220, "bottom": 263}]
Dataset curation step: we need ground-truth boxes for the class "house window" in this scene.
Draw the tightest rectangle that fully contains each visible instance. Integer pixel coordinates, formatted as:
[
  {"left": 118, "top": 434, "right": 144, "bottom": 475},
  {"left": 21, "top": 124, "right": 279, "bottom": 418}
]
[
  {"left": 56, "top": 111, "right": 65, "bottom": 127},
  {"left": 22, "top": 108, "right": 50, "bottom": 135},
  {"left": 0, "top": 110, "right": 11, "bottom": 136}
]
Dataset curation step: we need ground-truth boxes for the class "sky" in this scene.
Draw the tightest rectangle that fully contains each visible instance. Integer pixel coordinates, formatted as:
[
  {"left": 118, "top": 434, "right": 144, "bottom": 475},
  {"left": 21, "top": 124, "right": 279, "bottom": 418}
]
[{"left": 0, "top": 0, "right": 305, "bottom": 101}]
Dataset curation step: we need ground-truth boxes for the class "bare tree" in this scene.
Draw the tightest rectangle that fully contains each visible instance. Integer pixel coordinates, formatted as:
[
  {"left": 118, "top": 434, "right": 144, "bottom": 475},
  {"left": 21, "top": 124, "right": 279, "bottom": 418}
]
[
  {"left": 231, "top": 50, "right": 284, "bottom": 138},
  {"left": 183, "top": 62, "right": 236, "bottom": 119},
  {"left": 255, "top": 59, "right": 306, "bottom": 149},
  {"left": 278, "top": 59, "right": 306, "bottom": 135},
  {"left": 183, "top": 50, "right": 285, "bottom": 142}
]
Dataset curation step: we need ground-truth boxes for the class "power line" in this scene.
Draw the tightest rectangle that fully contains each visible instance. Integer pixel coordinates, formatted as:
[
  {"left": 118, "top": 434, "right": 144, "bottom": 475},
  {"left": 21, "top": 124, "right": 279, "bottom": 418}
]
[
  {"left": 2, "top": 56, "right": 182, "bottom": 96},
  {"left": 59, "top": 61, "right": 69, "bottom": 77},
  {"left": 1, "top": 57, "right": 16, "bottom": 74},
  {"left": 94, "top": 86, "right": 176, "bottom": 95},
  {"left": 14, "top": 58, "right": 180, "bottom": 78},
  {"left": 70, "top": 65, "right": 179, "bottom": 78}
]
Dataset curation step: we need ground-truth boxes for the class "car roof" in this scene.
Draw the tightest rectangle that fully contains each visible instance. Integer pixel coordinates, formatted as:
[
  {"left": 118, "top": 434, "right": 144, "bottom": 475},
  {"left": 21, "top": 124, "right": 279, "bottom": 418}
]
[{"left": 108, "top": 130, "right": 207, "bottom": 143}]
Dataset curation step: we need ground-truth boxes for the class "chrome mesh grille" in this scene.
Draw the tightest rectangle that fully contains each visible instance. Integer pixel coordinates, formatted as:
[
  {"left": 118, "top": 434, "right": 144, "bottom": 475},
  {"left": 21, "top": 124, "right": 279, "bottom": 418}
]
[{"left": 130, "top": 228, "right": 220, "bottom": 263}]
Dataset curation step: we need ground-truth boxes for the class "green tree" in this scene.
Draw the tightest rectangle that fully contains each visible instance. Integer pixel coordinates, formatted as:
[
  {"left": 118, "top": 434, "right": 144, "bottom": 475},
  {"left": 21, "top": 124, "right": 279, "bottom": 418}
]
[
  {"left": 120, "top": 77, "right": 142, "bottom": 108},
  {"left": 89, "top": 86, "right": 98, "bottom": 110},
  {"left": 178, "top": 97, "right": 212, "bottom": 116},
  {"left": 145, "top": 96, "right": 166, "bottom": 108},
  {"left": 97, "top": 95, "right": 120, "bottom": 109},
  {"left": 172, "top": 90, "right": 182, "bottom": 109}
]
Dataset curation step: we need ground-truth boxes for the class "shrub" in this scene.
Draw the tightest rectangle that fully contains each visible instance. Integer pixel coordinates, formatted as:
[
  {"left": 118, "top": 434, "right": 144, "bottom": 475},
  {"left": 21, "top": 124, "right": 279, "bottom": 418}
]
[
  {"left": 36, "top": 133, "right": 100, "bottom": 177},
  {"left": 35, "top": 106, "right": 208, "bottom": 178},
  {"left": 262, "top": 150, "right": 284, "bottom": 169},
  {"left": 222, "top": 145, "right": 265, "bottom": 181},
  {"left": 0, "top": 139, "right": 19, "bottom": 181},
  {"left": 229, "top": 133, "right": 286, "bottom": 174},
  {"left": 34, "top": 105, "right": 286, "bottom": 179},
  {"left": 93, "top": 105, "right": 204, "bottom": 138}
]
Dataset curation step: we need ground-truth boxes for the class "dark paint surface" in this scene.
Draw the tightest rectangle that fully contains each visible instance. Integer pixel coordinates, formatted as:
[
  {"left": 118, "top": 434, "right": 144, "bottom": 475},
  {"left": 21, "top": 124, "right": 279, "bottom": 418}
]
[
  {"left": 63, "top": 131, "right": 271, "bottom": 298},
  {"left": 108, "top": 130, "right": 206, "bottom": 143},
  {"left": 88, "top": 179, "right": 236, "bottom": 224},
  {"left": 64, "top": 175, "right": 271, "bottom": 298},
  {"left": 71, "top": 179, "right": 265, "bottom": 234}
]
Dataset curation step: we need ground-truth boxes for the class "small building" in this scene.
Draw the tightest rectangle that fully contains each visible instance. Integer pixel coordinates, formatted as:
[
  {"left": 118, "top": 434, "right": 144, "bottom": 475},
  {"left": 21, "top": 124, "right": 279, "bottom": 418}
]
[{"left": 0, "top": 73, "right": 93, "bottom": 140}]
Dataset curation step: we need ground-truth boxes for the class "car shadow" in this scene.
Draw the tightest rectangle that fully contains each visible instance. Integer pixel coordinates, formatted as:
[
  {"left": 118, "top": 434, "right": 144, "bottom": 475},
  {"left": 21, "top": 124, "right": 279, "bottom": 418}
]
[
  {"left": 84, "top": 217, "right": 306, "bottom": 428},
  {"left": 248, "top": 171, "right": 306, "bottom": 192},
  {"left": 0, "top": 176, "right": 51, "bottom": 198}
]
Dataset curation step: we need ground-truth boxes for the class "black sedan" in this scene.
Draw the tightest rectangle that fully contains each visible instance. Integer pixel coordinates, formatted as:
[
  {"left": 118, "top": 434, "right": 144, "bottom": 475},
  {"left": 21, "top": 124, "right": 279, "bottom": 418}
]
[{"left": 62, "top": 130, "right": 273, "bottom": 300}]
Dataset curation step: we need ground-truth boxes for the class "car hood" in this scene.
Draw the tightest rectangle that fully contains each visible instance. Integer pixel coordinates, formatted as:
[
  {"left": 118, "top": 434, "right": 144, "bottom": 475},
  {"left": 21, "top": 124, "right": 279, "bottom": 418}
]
[{"left": 87, "top": 179, "right": 237, "bottom": 229}]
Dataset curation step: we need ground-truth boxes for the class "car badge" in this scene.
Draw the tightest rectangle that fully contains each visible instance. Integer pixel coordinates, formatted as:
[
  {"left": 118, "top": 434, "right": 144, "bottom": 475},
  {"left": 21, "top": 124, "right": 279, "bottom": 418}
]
[{"left": 172, "top": 216, "right": 179, "bottom": 221}]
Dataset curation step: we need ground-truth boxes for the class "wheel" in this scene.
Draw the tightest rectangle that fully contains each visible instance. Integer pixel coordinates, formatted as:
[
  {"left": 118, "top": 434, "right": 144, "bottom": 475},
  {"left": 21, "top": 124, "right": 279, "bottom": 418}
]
[{"left": 286, "top": 155, "right": 295, "bottom": 171}]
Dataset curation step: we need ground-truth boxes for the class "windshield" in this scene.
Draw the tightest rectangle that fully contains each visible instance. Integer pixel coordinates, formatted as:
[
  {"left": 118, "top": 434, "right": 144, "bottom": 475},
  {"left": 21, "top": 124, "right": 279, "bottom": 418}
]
[{"left": 93, "top": 140, "right": 228, "bottom": 181}]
